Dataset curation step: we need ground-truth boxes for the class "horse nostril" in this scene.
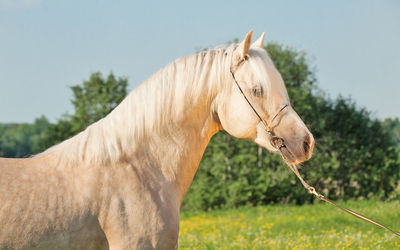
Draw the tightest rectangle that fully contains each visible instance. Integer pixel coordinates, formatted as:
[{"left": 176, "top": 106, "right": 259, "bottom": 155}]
[{"left": 303, "top": 140, "right": 310, "bottom": 155}]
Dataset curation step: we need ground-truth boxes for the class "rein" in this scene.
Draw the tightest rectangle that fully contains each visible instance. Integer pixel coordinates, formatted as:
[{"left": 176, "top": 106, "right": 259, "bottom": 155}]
[
  {"left": 230, "top": 69, "right": 400, "bottom": 238},
  {"left": 287, "top": 164, "right": 400, "bottom": 237}
]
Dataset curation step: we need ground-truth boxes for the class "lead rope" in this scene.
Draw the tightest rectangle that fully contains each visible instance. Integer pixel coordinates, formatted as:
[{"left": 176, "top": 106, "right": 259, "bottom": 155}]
[
  {"left": 230, "top": 68, "right": 400, "bottom": 238},
  {"left": 287, "top": 164, "right": 400, "bottom": 237}
]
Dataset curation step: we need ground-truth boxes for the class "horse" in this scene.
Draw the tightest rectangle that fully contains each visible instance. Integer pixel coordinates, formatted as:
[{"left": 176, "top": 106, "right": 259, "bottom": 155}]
[{"left": 0, "top": 31, "right": 314, "bottom": 249}]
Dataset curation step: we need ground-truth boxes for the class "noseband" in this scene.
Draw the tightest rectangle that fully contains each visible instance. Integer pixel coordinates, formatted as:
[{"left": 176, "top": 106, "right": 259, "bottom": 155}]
[{"left": 230, "top": 70, "right": 288, "bottom": 150}]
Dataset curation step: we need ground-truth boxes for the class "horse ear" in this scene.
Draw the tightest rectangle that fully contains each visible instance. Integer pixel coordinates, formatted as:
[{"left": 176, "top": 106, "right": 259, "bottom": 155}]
[
  {"left": 252, "top": 32, "right": 265, "bottom": 48},
  {"left": 232, "top": 30, "right": 253, "bottom": 65}
]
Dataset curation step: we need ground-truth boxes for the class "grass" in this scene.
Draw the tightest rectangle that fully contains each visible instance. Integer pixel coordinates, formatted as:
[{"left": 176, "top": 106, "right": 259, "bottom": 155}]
[{"left": 178, "top": 200, "right": 400, "bottom": 249}]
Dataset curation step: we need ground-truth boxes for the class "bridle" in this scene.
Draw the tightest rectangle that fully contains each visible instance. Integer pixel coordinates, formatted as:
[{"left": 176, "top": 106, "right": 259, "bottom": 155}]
[
  {"left": 230, "top": 69, "right": 289, "bottom": 152},
  {"left": 230, "top": 65, "right": 400, "bottom": 237}
]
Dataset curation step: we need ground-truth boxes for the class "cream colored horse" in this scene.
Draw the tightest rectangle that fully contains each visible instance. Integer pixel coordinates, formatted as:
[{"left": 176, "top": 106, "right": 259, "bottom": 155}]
[{"left": 0, "top": 31, "right": 314, "bottom": 249}]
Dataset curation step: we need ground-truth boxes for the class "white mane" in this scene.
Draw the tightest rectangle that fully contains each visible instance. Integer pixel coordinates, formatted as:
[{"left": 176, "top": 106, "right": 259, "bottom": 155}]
[{"left": 37, "top": 45, "right": 240, "bottom": 166}]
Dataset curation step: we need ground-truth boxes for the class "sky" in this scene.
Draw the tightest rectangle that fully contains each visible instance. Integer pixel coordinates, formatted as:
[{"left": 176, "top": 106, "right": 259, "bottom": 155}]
[{"left": 0, "top": 0, "right": 399, "bottom": 123}]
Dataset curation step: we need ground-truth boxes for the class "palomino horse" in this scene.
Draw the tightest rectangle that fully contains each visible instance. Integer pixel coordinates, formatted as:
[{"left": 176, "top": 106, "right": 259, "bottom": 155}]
[{"left": 0, "top": 31, "right": 314, "bottom": 249}]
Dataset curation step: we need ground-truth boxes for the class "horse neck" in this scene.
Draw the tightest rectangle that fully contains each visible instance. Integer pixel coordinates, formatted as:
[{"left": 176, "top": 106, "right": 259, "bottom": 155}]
[
  {"left": 43, "top": 49, "right": 228, "bottom": 200},
  {"left": 120, "top": 50, "right": 228, "bottom": 196},
  {"left": 101, "top": 49, "right": 228, "bottom": 201}
]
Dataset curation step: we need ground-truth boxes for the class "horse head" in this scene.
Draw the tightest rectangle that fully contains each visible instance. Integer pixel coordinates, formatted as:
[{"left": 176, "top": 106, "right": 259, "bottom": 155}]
[{"left": 215, "top": 31, "right": 314, "bottom": 164}]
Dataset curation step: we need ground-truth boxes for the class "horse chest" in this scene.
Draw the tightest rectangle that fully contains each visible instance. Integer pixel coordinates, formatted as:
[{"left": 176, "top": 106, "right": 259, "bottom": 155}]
[{"left": 96, "top": 165, "right": 180, "bottom": 249}]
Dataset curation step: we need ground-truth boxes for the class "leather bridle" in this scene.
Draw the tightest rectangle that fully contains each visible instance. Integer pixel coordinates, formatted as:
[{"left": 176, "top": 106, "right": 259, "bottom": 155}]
[{"left": 230, "top": 69, "right": 288, "bottom": 151}]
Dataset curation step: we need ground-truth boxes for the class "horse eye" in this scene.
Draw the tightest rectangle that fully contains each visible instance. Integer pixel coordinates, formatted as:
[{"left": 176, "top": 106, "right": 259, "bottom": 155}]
[{"left": 251, "top": 87, "right": 263, "bottom": 97}]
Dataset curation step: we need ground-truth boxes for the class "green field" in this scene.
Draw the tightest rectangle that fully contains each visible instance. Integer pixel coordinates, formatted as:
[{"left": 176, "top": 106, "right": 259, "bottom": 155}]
[{"left": 179, "top": 200, "right": 400, "bottom": 249}]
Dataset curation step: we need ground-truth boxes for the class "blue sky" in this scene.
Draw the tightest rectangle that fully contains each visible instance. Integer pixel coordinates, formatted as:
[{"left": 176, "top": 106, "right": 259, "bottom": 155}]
[{"left": 0, "top": 0, "right": 399, "bottom": 123}]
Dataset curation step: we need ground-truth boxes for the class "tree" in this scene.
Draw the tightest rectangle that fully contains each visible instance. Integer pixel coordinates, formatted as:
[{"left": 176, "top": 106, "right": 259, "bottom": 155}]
[
  {"left": 182, "top": 43, "right": 400, "bottom": 211},
  {"left": 381, "top": 117, "right": 400, "bottom": 150},
  {"left": 69, "top": 72, "right": 128, "bottom": 134},
  {"left": 0, "top": 72, "right": 129, "bottom": 156},
  {"left": 0, "top": 116, "right": 50, "bottom": 157},
  {"left": 41, "top": 72, "right": 128, "bottom": 149}
]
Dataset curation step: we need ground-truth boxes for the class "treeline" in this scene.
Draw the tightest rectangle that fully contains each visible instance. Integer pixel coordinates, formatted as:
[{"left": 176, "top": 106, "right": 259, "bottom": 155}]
[
  {"left": 1, "top": 43, "right": 400, "bottom": 211},
  {"left": 183, "top": 44, "right": 400, "bottom": 210},
  {"left": 0, "top": 116, "right": 49, "bottom": 158},
  {"left": 0, "top": 73, "right": 128, "bottom": 157}
]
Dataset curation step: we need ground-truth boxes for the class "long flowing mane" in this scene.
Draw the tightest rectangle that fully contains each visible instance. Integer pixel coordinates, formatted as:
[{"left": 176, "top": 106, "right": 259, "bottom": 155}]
[{"left": 37, "top": 46, "right": 234, "bottom": 167}]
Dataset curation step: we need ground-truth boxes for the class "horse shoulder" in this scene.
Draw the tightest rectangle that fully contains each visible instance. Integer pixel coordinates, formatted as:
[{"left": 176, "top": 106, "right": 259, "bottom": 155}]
[{"left": 97, "top": 160, "right": 180, "bottom": 249}]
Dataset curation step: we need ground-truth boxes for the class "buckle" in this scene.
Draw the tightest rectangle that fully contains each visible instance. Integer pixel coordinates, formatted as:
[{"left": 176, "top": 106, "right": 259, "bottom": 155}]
[{"left": 270, "top": 136, "right": 285, "bottom": 149}]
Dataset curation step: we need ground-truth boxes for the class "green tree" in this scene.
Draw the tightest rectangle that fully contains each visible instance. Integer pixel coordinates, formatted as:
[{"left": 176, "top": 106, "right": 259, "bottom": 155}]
[
  {"left": 69, "top": 72, "right": 128, "bottom": 134},
  {"left": 0, "top": 116, "right": 50, "bottom": 157},
  {"left": 0, "top": 72, "right": 129, "bottom": 157},
  {"left": 381, "top": 117, "right": 400, "bottom": 150},
  {"left": 40, "top": 117, "right": 74, "bottom": 150},
  {"left": 182, "top": 43, "right": 400, "bottom": 211},
  {"left": 41, "top": 72, "right": 128, "bottom": 149}
]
